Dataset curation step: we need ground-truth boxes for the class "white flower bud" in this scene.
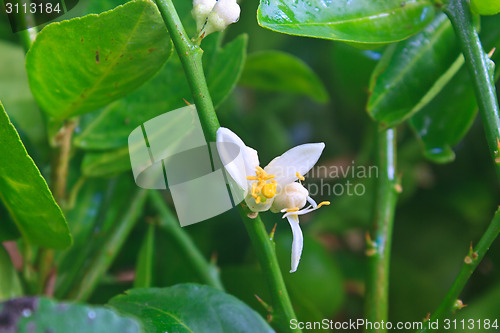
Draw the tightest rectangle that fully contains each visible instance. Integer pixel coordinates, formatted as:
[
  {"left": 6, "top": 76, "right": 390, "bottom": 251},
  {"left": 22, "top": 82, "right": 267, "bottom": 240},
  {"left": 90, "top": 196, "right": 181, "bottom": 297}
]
[
  {"left": 192, "top": 0, "right": 217, "bottom": 32},
  {"left": 270, "top": 183, "right": 308, "bottom": 213},
  {"left": 203, "top": 0, "right": 240, "bottom": 36}
]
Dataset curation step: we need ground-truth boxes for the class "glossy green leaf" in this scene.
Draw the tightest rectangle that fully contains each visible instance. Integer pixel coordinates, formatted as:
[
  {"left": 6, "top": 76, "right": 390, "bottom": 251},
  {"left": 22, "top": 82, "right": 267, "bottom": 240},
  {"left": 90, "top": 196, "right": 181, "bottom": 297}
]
[
  {"left": 109, "top": 284, "right": 274, "bottom": 333},
  {"left": 367, "top": 13, "right": 462, "bottom": 127},
  {"left": 0, "top": 102, "right": 71, "bottom": 249},
  {"left": 409, "top": 67, "right": 477, "bottom": 163},
  {"left": 74, "top": 33, "right": 247, "bottom": 150},
  {"left": 26, "top": 0, "right": 172, "bottom": 120},
  {"left": 134, "top": 223, "right": 155, "bottom": 288},
  {"left": 409, "top": 14, "right": 500, "bottom": 163},
  {"left": 81, "top": 106, "right": 189, "bottom": 177},
  {"left": 239, "top": 51, "right": 329, "bottom": 103},
  {"left": 0, "top": 245, "right": 22, "bottom": 301},
  {"left": 257, "top": 0, "right": 435, "bottom": 44},
  {"left": 0, "top": 297, "right": 143, "bottom": 333}
]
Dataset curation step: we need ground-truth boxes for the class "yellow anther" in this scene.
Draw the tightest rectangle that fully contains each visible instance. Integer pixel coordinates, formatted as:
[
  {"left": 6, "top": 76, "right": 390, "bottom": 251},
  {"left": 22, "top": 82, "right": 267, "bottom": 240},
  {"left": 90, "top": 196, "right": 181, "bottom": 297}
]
[
  {"left": 296, "top": 172, "right": 305, "bottom": 181},
  {"left": 317, "top": 201, "right": 330, "bottom": 208},
  {"left": 286, "top": 207, "right": 299, "bottom": 213},
  {"left": 262, "top": 183, "right": 277, "bottom": 198},
  {"left": 248, "top": 166, "right": 277, "bottom": 202}
]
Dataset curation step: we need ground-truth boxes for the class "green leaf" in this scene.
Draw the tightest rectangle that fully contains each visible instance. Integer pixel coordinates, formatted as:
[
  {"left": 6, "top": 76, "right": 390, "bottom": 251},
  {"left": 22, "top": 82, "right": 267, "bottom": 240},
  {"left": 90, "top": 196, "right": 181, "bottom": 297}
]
[
  {"left": 409, "top": 67, "right": 477, "bottom": 163},
  {"left": 109, "top": 284, "right": 274, "bottom": 333},
  {"left": 81, "top": 147, "right": 131, "bottom": 177},
  {"left": 74, "top": 33, "right": 247, "bottom": 150},
  {"left": 239, "top": 51, "right": 329, "bottom": 103},
  {"left": 409, "top": 13, "right": 500, "bottom": 163},
  {"left": 0, "top": 102, "right": 71, "bottom": 249},
  {"left": 0, "top": 297, "right": 143, "bottom": 333},
  {"left": 134, "top": 223, "right": 155, "bottom": 288},
  {"left": 0, "top": 41, "right": 45, "bottom": 147},
  {"left": 257, "top": 0, "right": 435, "bottom": 44},
  {"left": 367, "top": 13, "right": 462, "bottom": 127},
  {"left": 0, "top": 245, "right": 22, "bottom": 301},
  {"left": 204, "top": 34, "right": 248, "bottom": 108},
  {"left": 26, "top": 0, "right": 173, "bottom": 120}
]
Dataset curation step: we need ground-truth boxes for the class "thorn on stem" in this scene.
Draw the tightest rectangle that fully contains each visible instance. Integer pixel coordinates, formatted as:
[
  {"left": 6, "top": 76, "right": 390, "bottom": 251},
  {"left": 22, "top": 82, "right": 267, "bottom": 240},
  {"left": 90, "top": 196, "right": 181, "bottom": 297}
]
[
  {"left": 269, "top": 223, "right": 277, "bottom": 241},
  {"left": 254, "top": 294, "right": 272, "bottom": 312},
  {"left": 488, "top": 48, "right": 496, "bottom": 58},
  {"left": 424, "top": 313, "right": 431, "bottom": 322},
  {"left": 183, "top": 98, "right": 191, "bottom": 106},
  {"left": 454, "top": 299, "right": 467, "bottom": 311}
]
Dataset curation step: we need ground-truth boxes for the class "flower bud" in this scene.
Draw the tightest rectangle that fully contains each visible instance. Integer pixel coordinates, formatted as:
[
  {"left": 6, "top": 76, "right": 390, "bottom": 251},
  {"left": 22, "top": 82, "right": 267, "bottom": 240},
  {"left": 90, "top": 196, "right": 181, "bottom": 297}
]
[
  {"left": 192, "top": 0, "right": 217, "bottom": 32},
  {"left": 271, "top": 183, "right": 308, "bottom": 213},
  {"left": 203, "top": 0, "right": 240, "bottom": 36}
]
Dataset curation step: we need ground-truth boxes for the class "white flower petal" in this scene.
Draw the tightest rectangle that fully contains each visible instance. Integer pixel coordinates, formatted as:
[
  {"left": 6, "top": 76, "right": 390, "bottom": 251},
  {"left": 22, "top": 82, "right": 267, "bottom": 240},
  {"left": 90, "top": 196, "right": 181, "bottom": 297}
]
[
  {"left": 286, "top": 215, "right": 303, "bottom": 273},
  {"left": 216, "top": 127, "right": 259, "bottom": 189},
  {"left": 264, "top": 143, "right": 325, "bottom": 186}
]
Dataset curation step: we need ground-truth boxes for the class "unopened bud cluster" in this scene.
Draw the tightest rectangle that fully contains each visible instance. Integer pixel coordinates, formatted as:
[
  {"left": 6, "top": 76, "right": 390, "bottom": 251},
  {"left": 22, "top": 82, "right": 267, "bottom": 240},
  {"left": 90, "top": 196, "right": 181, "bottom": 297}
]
[{"left": 192, "top": 0, "right": 240, "bottom": 38}]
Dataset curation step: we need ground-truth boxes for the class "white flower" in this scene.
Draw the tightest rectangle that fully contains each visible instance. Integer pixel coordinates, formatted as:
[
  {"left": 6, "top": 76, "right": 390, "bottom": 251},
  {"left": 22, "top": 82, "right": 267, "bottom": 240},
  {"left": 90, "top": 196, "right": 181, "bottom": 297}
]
[
  {"left": 192, "top": 0, "right": 240, "bottom": 38},
  {"left": 216, "top": 127, "right": 330, "bottom": 273},
  {"left": 192, "top": 0, "right": 217, "bottom": 32}
]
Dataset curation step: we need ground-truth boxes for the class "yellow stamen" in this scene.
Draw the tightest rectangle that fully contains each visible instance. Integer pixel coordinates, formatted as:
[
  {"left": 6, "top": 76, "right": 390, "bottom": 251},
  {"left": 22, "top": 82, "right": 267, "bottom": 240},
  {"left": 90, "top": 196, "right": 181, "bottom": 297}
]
[
  {"left": 286, "top": 207, "right": 299, "bottom": 212},
  {"left": 251, "top": 183, "right": 257, "bottom": 197},
  {"left": 296, "top": 172, "right": 305, "bottom": 181},
  {"left": 317, "top": 201, "right": 330, "bottom": 208},
  {"left": 247, "top": 166, "right": 277, "bottom": 202},
  {"left": 262, "top": 183, "right": 277, "bottom": 198}
]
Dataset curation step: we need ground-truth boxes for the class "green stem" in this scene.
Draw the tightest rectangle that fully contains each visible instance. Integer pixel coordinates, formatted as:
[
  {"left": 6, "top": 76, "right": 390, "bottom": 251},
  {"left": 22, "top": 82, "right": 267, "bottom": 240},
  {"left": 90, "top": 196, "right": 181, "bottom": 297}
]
[
  {"left": 68, "top": 189, "right": 147, "bottom": 301},
  {"left": 14, "top": 0, "right": 37, "bottom": 52},
  {"left": 150, "top": 191, "right": 224, "bottom": 291},
  {"left": 417, "top": 207, "right": 500, "bottom": 333},
  {"left": 153, "top": 1, "right": 298, "bottom": 330},
  {"left": 133, "top": 222, "right": 155, "bottom": 288},
  {"left": 364, "top": 127, "right": 399, "bottom": 333},
  {"left": 239, "top": 207, "right": 300, "bottom": 333},
  {"left": 444, "top": 0, "right": 500, "bottom": 180},
  {"left": 154, "top": 0, "right": 219, "bottom": 142}
]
